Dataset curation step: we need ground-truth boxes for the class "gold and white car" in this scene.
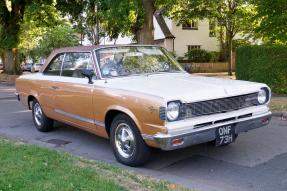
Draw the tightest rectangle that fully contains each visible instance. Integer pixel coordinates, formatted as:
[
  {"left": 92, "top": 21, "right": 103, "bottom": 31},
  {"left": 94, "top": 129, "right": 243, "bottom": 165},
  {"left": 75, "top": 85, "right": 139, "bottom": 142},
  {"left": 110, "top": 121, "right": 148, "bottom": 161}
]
[{"left": 16, "top": 45, "right": 272, "bottom": 166}]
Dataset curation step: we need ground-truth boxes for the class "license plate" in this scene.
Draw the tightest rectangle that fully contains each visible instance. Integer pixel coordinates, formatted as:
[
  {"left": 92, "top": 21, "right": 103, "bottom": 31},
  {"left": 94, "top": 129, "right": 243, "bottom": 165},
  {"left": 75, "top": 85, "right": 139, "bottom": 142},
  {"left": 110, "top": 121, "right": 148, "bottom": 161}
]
[{"left": 215, "top": 125, "right": 235, "bottom": 146}]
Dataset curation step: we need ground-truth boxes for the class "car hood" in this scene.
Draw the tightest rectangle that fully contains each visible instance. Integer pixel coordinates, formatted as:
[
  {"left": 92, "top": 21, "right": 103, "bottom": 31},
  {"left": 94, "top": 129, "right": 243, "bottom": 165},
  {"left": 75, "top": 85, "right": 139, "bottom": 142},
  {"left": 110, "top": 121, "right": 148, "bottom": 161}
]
[{"left": 102, "top": 73, "right": 267, "bottom": 103}]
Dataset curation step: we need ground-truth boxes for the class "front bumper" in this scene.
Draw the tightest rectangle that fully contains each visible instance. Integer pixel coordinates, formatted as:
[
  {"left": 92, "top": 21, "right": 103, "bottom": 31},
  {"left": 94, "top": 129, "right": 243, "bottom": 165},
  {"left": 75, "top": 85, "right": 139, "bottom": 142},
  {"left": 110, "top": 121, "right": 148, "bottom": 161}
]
[{"left": 148, "top": 112, "right": 271, "bottom": 150}]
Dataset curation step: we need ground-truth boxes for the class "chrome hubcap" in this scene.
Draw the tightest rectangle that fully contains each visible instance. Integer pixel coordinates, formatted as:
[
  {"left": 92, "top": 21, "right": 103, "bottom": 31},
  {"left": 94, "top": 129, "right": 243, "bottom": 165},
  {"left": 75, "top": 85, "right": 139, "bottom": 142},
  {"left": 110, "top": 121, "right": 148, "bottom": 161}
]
[
  {"left": 115, "top": 123, "right": 135, "bottom": 158},
  {"left": 34, "top": 103, "right": 43, "bottom": 126}
]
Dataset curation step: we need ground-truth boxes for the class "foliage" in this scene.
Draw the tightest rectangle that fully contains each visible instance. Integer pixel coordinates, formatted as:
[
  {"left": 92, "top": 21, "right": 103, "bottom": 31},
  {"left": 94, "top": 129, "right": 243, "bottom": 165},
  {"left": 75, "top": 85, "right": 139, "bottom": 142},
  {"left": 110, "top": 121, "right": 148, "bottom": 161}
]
[
  {"left": 56, "top": 0, "right": 104, "bottom": 45},
  {"left": 32, "top": 24, "right": 80, "bottom": 58},
  {"left": 56, "top": 0, "right": 170, "bottom": 44},
  {"left": 209, "top": 51, "right": 220, "bottom": 62},
  {"left": 56, "top": 0, "right": 143, "bottom": 43},
  {"left": 232, "top": 39, "right": 252, "bottom": 50},
  {"left": 185, "top": 49, "right": 211, "bottom": 62},
  {"left": 0, "top": 0, "right": 59, "bottom": 73},
  {"left": 18, "top": 2, "right": 66, "bottom": 62},
  {"left": 0, "top": 0, "right": 54, "bottom": 49},
  {"left": 251, "top": 0, "right": 287, "bottom": 44},
  {"left": 236, "top": 45, "right": 287, "bottom": 94},
  {"left": 101, "top": 0, "right": 144, "bottom": 42}
]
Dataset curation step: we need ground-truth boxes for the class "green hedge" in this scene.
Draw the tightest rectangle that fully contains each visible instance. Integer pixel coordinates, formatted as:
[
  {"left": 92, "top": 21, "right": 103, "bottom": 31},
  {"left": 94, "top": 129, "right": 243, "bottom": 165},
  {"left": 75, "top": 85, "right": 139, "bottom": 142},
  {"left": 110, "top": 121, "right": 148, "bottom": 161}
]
[{"left": 236, "top": 45, "right": 287, "bottom": 94}]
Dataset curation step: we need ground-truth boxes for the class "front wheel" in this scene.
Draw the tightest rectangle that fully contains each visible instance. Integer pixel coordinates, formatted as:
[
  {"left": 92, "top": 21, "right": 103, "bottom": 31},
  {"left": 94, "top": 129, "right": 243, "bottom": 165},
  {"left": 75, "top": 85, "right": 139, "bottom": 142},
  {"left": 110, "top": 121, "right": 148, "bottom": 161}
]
[
  {"left": 32, "top": 99, "right": 54, "bottom": 132},
  {"left": 110, "top": 114, "right": 150, "bottom": 166}
]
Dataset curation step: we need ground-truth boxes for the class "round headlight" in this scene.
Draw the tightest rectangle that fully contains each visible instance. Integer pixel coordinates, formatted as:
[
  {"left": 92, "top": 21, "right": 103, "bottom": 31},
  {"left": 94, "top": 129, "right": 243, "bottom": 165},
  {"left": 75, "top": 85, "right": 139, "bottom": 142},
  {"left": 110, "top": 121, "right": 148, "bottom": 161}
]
[
  {"left": 258, "top": 88, "right": 267, "bottom": 104},
  {"left": 167, "top": 102, "right": 180, "bottom": 121}
]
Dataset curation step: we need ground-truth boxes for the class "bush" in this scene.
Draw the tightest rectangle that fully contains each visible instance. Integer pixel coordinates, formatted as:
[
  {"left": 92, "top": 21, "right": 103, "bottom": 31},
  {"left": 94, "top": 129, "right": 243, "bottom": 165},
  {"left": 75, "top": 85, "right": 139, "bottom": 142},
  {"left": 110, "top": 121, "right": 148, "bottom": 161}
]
[
  {"left": 209, "top": 51, "right": 220, "bottom": 62},
  {"left": 185, "top": 49, "right": 211, "bottom": 62},
  {"left": 232, "top": 39, "right": 251, "bottom": 50},
  {"left": 236, "top": 45, "right": 287, "bottom": 94}
]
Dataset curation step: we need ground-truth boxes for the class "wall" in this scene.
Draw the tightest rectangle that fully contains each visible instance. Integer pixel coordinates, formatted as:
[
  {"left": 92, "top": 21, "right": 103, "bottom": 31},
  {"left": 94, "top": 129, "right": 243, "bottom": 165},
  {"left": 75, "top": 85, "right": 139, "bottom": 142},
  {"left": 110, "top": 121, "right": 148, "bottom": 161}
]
[
  {"left": 179, "top": 62, "right": 235, "bottom": 73},
  {"left": 171, "top": 19, "right": 220, "bottom": 57}
]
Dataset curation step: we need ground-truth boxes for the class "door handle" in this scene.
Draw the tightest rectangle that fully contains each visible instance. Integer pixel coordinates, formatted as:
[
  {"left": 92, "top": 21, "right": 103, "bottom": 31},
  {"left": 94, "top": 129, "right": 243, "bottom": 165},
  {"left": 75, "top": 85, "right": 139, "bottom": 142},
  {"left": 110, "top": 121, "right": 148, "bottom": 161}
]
[{"left": 50, "top": 86, "right": 59, "bottom": 90}]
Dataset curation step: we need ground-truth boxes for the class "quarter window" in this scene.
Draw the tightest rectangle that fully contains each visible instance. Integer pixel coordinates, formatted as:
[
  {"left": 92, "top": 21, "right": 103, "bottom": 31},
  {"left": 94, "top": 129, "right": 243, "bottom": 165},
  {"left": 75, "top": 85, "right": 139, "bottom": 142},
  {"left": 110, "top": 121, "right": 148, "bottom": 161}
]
[
  {"left": 61, "top": 52, "right": 93, "bottom": 78},
  {"left": 43, "top": 54, "right": 64, "bottom": 76}
]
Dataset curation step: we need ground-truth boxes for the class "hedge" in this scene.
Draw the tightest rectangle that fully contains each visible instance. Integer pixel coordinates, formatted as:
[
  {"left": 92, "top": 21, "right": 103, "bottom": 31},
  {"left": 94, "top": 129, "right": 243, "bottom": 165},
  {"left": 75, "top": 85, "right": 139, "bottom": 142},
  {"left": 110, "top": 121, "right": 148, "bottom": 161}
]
[
  {"left": 185, "top": 49, "right": 211, "bottom": 62},
  {"left": 236, "top": 45, "right": 287, "bottom": 94}
]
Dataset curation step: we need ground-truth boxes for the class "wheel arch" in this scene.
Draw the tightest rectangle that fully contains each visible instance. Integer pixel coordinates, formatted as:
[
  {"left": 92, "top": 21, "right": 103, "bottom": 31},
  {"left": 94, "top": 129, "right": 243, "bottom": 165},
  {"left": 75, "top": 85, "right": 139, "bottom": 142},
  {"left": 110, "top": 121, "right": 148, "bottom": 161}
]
[
  {"left": 27, "top": 95, "right": 36, "bottom": 110},
  {"left": 104, "top": 106, "right": 142, "bottom": 137}
]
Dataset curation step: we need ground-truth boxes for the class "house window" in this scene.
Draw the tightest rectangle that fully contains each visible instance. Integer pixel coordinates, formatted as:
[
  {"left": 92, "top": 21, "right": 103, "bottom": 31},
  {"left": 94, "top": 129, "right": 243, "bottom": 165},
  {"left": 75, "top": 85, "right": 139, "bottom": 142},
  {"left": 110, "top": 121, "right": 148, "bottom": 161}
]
[
  {"left": 182, "top": 20, "right": 198, "bottom": 30},
  {"left": 188, "top": 45, "right": 201, "bottom": 51},
  {"left": 209, "top": 20, "right": 216, "bottom": 37}
]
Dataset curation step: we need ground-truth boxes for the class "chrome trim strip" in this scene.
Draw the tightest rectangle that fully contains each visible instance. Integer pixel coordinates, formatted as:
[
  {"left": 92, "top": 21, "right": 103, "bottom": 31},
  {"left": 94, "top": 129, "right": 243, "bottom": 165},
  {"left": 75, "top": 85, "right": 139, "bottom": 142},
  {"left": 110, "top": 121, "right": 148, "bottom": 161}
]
[{"left": 54, "top": 109, "right": 105, "bottom": 127}]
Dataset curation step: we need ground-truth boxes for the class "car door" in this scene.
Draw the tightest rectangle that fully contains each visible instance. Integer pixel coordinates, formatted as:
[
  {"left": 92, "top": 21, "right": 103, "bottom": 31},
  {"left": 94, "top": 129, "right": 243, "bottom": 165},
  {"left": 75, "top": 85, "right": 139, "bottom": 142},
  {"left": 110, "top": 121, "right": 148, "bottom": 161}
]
[
  {"left": 52, "top": 52, "right": 96, "bottom": 129},
  {"left": 40, "top": 53, "right": 65, "bottom": 118}
]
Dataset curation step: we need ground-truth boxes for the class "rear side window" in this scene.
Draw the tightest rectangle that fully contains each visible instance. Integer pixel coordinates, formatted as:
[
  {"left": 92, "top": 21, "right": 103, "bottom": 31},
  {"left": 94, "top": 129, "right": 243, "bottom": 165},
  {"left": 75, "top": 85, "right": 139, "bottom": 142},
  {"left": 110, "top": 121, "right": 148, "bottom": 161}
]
[
  {"left": 44, "top": 54, "right": 64, "bottom": 76},
  {"left": 61, "top": 52, "right": 93, "bottom": 78}
]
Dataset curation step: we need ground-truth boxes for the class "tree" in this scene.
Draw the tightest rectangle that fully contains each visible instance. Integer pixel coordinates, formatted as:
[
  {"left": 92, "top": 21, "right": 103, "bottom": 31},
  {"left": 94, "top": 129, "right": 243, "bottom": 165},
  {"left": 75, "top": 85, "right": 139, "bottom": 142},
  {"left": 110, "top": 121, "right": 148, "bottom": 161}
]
[
  {"left": 251, "top": 0, "right": 287, "bottom": 44},
  {"left": 99, "top": 0, "right": 143, "bottom": 43},
  {"left": 56, "top": 0, "right": 105, "bottom": 45},
  {"left": 32, "top": 24, "right": 79, "bottom": 58},
  {"left": 18, "top": 2, "right": 65, "bottom": 63},
  {"left": 57, "top": 0, "right": 165, "bottom": 45},
  {"left": 138, "top": 0, "right": 155, "bottom": 44},
  {"left": 164, "top": 0, "right": 251, "bottom": 75},
  {"left": 0, "top": 0, "right": 26, "bottom": 74},
  {"left": 0, "top": 0, "right": 53, "bottom": 74}
]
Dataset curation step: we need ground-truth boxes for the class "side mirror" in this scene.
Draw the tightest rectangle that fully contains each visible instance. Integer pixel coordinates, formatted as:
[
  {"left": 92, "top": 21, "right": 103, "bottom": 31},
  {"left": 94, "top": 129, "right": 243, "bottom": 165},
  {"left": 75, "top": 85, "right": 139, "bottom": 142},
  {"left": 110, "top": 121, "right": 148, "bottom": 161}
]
[{"left": 81, "top": 69, "right": 94, "bottom": 84}]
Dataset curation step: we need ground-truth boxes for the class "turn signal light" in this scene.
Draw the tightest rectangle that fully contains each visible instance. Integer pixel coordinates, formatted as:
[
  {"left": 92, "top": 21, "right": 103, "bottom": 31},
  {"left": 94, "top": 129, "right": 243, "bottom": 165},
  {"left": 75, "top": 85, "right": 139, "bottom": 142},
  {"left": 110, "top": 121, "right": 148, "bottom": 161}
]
[{"left": 172, "top": 138, "right": 184, "bottom": 146}]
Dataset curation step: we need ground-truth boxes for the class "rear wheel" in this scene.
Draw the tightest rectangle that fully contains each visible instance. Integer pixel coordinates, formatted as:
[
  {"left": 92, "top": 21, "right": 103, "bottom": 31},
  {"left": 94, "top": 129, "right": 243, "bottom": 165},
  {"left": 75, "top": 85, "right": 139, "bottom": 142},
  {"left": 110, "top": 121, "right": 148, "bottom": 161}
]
[
  {"left": 110, "top": 114, "right": 150, "bottom": 166},
  {"left": 32, "top": 99, "right": 54, "bottom": 132}
]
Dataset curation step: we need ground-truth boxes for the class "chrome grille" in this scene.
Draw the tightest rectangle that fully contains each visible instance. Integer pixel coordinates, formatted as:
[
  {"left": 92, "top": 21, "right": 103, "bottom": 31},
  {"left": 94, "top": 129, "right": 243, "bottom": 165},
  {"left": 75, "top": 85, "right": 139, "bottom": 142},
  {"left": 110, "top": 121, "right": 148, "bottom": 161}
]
[{"left": 183, "top": 93, "right": 258, "bottom": 118}]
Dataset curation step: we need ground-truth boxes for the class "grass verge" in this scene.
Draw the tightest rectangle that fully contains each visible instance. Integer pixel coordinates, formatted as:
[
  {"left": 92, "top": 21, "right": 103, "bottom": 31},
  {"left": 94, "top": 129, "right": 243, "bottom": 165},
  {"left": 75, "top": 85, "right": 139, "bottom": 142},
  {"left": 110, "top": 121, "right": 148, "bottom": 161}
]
[
  {"left": 0, "top": 139, "right": 190, "bottom": 191},
  {"left": 269, "top": 97, "right": 287, "bottom": 112}
]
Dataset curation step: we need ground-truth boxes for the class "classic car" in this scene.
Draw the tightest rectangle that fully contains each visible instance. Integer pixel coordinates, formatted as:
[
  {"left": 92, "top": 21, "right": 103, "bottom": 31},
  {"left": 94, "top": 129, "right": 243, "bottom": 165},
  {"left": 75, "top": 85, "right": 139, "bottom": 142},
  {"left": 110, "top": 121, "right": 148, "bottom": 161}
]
[{"left": 15, "top": 45, "right": 272, "bottom": 166}]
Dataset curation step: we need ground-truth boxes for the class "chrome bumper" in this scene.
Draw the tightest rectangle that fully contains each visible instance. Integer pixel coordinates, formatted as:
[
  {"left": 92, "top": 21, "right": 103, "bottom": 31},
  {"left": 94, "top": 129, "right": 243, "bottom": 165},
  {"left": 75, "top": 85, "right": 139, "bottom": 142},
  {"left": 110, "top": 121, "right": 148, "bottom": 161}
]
[{"left": 149, "top": 112, "right": 272, "bottom": 150}]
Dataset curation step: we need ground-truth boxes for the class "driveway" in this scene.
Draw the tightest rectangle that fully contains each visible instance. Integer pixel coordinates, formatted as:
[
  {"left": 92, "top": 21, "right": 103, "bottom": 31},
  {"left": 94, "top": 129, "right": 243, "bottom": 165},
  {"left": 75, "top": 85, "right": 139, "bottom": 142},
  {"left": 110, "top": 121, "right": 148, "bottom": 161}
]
[{"left": 1, "top": 84, "right": 287, "bottom": 191}]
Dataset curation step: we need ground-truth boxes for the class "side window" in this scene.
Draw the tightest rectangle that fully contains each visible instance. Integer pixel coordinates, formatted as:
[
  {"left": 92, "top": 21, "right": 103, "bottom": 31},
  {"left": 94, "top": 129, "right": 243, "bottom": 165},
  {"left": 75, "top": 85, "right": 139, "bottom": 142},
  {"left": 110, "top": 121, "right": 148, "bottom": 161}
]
[
  {"left": 61, "top": 52, "right": 93, "bottom": 78},
  {"left": 43, "top": 54, "right": 64, "bottom": 76}
]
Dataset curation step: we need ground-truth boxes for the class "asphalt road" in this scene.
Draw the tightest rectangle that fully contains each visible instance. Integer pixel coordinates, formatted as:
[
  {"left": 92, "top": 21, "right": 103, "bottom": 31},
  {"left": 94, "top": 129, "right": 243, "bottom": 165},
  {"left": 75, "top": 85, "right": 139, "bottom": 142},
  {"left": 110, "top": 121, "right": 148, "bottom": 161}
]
[{"left": 1, "top": 84, "right": 287, "bottom": 191}]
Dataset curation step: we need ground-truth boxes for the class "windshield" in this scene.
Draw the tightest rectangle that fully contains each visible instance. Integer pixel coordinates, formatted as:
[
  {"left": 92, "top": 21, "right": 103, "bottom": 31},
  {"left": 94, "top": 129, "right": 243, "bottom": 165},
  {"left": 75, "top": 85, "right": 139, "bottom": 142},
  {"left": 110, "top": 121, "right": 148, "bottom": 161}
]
[{"left": 95, "top": 46, "right": 183, "bottom": 78}]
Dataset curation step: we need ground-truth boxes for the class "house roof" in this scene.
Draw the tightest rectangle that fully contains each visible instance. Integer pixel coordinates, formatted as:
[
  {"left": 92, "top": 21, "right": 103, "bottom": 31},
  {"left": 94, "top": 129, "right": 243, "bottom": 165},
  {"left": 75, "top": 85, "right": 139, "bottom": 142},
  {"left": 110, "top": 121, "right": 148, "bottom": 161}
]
[{"left": 154, "top": 10, "right": 175, "bottom": 39}]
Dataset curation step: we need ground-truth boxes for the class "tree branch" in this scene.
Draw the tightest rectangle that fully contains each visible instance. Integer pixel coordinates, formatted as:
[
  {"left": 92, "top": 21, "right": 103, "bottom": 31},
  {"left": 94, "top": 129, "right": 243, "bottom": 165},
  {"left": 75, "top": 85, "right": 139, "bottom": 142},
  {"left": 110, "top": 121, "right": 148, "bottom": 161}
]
[{"left": 11, "top": 0, "right": 26, "bottom": 21}]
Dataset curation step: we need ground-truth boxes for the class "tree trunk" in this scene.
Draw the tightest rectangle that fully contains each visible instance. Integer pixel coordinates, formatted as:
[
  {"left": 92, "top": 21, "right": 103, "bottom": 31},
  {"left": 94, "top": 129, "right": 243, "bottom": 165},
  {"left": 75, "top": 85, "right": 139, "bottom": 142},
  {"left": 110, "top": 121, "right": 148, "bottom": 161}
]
[
  {"left": 227, "top": 33, "right": 233, "bottom": 76},
  {"left": 95, "top": 11, "right": 100, "bottom": 45},
  {"left": 137, "top": 0, "right": 155, "bottom": 44},
  {"left": 218, "top": 26, "right": 227, "bottom": 61},
  {"left": 3, "top": 50, "right": 14, "bottom": 74},
  {"left": 3, "top": 49, "right": 21, "bottom": 74},
  {"left": 0, "top": 51, "right": 5, "bottom": 71}
]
